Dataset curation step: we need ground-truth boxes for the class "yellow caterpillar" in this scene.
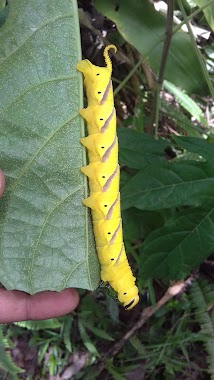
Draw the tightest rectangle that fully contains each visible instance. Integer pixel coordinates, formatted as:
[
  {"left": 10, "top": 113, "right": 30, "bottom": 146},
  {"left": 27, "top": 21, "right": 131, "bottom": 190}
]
[{"left": 77, "top": 45, "right": 139, "bottom": 310}]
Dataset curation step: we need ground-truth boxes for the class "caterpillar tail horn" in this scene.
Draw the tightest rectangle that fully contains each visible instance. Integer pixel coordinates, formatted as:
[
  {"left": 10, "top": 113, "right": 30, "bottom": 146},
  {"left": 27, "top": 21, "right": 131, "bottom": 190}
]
[{"left": 103, "top": 45, "right": 117, "bottom": 72}]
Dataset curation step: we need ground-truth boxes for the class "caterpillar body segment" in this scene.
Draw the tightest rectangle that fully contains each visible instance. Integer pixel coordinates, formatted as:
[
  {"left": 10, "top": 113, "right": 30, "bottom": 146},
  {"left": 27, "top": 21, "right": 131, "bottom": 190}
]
[
  {"left": 93, "top": 218, "right": 123, "bottom": 247},
  {"left": 79, "top": 106, "right": 116, "bottom": 135},
  {"left": 80, "top": 162, "right": 120, "bottom": 193},
  {"left": 80, "top": 134, "right": 118, "bottom": 163},
  {"left": 77, "top": 45, "right": 139, "bottom": 310},
  {"left": 82, "top": 192, "right": 121, "bottom": 221},
  {"left": 96, "top": 242, "right": 125, "bottom": 264}
]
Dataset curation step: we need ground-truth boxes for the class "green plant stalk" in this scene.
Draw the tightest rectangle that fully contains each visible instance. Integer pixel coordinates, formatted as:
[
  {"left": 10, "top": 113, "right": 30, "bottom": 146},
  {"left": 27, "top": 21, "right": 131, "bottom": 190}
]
[
  {"left": 154, "top": 0, "right": 174, "bottom": 139},
  {"left": 114, "top": 58, "right": 143, "bottom": 96},
  {"left": 173, "top": 0, "right": 214, "bottom": 34},
  {"left": 177, "top": 0, "right": 214, "bottom": 99},
  {"left": 112, "top": 77, "right": 137, "bottom": 94}
]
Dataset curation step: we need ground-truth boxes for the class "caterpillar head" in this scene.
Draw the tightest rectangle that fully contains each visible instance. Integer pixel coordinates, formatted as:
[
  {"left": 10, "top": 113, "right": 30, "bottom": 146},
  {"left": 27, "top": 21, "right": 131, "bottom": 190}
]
[
  {"left": 118, "top": 285, "right": 139, "bottom": 310},
  {"left": 77, "top": 45, "right": 116, "bottom": 105},
  {"left": 77, "top": 60, "right": 112, "bottom": 105}
]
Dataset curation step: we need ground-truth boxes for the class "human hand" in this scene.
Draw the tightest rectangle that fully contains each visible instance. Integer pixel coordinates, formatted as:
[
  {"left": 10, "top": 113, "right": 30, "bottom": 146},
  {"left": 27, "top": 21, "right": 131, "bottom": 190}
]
[{"left": 0, "top": 170, "right": 79, "bottom": 323}]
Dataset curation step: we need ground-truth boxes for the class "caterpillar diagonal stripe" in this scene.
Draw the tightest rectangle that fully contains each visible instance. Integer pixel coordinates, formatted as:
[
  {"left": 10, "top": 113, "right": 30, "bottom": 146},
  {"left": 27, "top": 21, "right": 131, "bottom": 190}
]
[{"left": 77, "top": 45, "right": 139, "bottom": 310}]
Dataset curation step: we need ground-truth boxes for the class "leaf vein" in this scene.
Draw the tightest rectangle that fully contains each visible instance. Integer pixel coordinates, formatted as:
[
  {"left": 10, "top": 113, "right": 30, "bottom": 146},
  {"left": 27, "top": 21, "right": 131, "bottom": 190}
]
[
  {"left": 28, "top": 186, "right": 83, "bottom": 292},
  {"left": 0, "top": 13, "right": 74, "bottom": 67}
]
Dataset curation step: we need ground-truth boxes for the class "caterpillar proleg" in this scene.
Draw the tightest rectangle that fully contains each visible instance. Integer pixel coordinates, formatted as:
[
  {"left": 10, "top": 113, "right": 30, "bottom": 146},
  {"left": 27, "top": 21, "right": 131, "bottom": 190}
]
[{"left": 77, "top": 45, "right": 139, "bottom": 310}]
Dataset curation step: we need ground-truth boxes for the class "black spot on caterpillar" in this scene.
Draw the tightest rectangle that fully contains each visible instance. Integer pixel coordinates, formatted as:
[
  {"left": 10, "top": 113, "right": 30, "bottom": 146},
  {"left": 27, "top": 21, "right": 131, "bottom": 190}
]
[{"left": 77, "top": 45, "right": 139, "bottom": 310}]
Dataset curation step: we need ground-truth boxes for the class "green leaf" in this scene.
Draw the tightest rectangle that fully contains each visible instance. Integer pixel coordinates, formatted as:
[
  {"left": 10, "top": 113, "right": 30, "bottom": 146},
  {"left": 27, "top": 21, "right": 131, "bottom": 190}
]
[
  {"left": 190, "top": 279, "right": 214, "bottom": 378},
  {"left": 0, "top": 0, "right": 99, "bottom": 293},
  {"left": 78, "top": 320, "right": 100, "bottom": 357},
  {"left": 82, "top": 320, "right": 115, "bottom": 341},
  {"left": 121, "top": 160, "right": 214, "bottom": 210},
  {"left": 106, "top": 294, "right": 119, "bottom": 323},
  {"left": 93, "top": 0, "right": 207, "bottom": 93},
  {"left": 62, "top": 316, "right": 73, "bottom": 353},
  {"left": 129, "top": 336, "right": 146, "bottom": 355},
  {"left": 140, "top": 209, "right": 214, "bottom": 280},
  {"left": 106, "top": 363, "right": 125, "bottom": 380},
  {"left": 14, "top": 319, "right": 62, "bottom": 331},
  {"left": 163, "top": 80, "right": 208, "bottom": 125},
  {"left": 173, "top": 136, "right": 214, "bottom": 162},
  {"left": 0, "top": 327, "right": 23, "bottom": 377},
  {"left": 161, "top": 100, "right": 203, "bottom": 137},
  {"left": 194, "top": 0, "right": 214, "bottom": 30},
  {"left": 122, "top": 207, "right": 165, "bottom": 241},
  {"left": 118, "top": 128, "right": 169, "bottom": 170}
]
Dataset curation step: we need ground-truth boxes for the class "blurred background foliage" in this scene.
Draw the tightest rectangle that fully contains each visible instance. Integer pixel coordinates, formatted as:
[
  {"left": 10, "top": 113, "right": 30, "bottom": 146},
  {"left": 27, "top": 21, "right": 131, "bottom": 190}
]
[{"left": 1, "top": 0, "right": 214, "bottom": 379}]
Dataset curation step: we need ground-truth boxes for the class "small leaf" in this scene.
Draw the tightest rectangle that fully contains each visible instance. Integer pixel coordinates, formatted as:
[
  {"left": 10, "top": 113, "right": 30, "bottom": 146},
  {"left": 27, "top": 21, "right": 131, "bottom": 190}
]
[
  {"left": 163, "top": 80, "right": 207, "bottom": 125},
  {"left": 14, "top": 319, "right": 62, "bottom": 331},
  {"left": 78, "top": 320, "right": 100, "bottom": 357},
  {"left": 62, "top": 316, "right": 73, "bottom": 353},
  {"left": 161, "top": 100, "right": 203, "bottom": 137},
  {"left": 106, "top": 295, "right": 119, "bottom": 323},
  {"left": 0, "top": 327, "right": 23, "bottom": 376},
  {"left": 82, "top": 320, "right": 115, "bottom": 341}
]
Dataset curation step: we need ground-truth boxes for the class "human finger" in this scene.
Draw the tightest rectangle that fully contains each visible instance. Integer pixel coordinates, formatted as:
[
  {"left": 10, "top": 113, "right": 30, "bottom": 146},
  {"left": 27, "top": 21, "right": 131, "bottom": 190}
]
[{"left": 0, "top": 288, "right": 79, "bottom": 323}]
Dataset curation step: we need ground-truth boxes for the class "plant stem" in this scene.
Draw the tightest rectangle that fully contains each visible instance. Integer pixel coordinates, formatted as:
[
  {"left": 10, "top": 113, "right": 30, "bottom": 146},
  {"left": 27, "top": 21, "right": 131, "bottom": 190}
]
[
  {"left": 177, "top": 0, "right": 214, "bottom": 99},
  {"left": 114, "top": 58, "right": 143, "bottom": 96},
  {"left": 153, "top": 0, "right": 174, "bottom": 139}
]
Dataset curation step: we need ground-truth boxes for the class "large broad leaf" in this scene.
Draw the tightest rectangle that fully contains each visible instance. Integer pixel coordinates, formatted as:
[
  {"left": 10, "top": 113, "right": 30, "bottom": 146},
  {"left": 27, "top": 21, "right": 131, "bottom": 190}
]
[
  {"left": 118, "top": 128, "right": 169, "bottom": 170},
  {"left": 122, "top": 207, "right": 165, "bottom": 242},
  {"left": 194, "top": 0, "right": 214, "bottom": 31},
  {"left": 140, "top": 209, "right": 214, "bottom": 280},
  {"left": 121, "top": 160, "right": 214, "bottom": 211},
  {"left": 0, "top": 0, "right": 99, "bottom": 293},
  {"left": 93, "top": 0, "right": 207, "bottom": 93},
  {"left": 121, "top": 134, "right": 214, "bottom": 210}
]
